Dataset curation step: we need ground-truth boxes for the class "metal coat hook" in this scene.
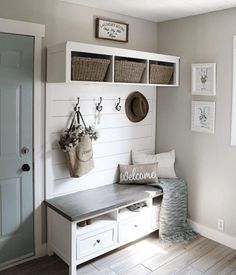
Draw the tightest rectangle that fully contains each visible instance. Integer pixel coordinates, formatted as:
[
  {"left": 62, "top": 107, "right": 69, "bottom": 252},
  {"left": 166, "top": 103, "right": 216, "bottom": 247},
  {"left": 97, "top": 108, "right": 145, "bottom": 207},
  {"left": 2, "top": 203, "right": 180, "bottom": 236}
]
[
  {"left": 96, "top": 97, "right": 103, "bottom": 112},
  {"left": 115, "top": 97, "right": 122, "bottom": 111},
  {"left": 74, "top": 97, "right": 80, "bottom": 112}
]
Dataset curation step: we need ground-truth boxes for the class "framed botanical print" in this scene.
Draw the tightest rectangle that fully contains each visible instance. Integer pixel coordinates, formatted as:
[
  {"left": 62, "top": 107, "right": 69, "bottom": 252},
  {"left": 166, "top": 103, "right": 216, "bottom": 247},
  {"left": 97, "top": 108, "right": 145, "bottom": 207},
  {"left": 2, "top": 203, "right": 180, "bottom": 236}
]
[
  {"left": 191, "top": 63, "right": 216, "bottom": 96},
  {"left": 191, "top": 101, "right": 215, "bottom": 134}
]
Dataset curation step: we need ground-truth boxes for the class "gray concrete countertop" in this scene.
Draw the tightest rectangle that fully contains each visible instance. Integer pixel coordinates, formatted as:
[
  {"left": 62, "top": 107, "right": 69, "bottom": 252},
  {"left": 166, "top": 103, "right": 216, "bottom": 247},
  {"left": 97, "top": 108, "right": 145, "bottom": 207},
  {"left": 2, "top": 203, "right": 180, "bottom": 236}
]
[{"left": 45, "top": 184, "right": 162, "bottom": 222}]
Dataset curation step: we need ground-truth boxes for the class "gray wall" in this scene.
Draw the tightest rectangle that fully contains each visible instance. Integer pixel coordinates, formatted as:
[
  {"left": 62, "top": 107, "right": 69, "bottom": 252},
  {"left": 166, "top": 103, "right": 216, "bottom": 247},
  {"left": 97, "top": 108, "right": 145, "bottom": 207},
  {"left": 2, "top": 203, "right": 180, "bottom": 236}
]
[
  {"left": 157, "top": 8, "right": 236, "bottom": 238},
  {"left": 0, "top": 0, "right": 158, "bottom": 52}
]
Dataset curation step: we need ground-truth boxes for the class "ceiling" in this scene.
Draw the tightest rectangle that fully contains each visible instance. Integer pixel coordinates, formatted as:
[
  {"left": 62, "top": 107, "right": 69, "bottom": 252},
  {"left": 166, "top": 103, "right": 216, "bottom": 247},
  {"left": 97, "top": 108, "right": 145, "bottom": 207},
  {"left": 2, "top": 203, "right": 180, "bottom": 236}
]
[{"left": 62, "top": 0, "right": 236, "bottom": 22}]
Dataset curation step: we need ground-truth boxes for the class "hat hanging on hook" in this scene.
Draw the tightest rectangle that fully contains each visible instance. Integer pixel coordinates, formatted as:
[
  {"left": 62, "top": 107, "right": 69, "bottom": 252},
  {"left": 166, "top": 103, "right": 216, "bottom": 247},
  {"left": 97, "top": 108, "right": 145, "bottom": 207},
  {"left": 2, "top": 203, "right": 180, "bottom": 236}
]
[{"left": 125, "top": 91, "right": 149, "bottom": 123}]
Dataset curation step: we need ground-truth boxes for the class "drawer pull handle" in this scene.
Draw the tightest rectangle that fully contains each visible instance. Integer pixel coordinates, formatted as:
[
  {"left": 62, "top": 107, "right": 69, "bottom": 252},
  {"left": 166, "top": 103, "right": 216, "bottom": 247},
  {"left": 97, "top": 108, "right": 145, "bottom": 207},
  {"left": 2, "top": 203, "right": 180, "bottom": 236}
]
[
  {"left": 96, "top": 240, "right": 100, "bottom": 244},
  {"left": 134, "top": 224, "right": 138, "bottom": 228}
]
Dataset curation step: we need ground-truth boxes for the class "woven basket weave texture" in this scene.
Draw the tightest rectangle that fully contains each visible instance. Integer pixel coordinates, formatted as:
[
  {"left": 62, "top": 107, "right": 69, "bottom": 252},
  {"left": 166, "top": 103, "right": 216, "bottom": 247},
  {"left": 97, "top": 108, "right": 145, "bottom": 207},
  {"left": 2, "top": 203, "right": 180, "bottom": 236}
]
[
  {"left": 115, "top": 60, "right": 146, "bottom": 83},
  {"left": 150, "top": 64, "right": 174, "bottom": 84},
  {"left": 71, "top": 57, "right": 110, "bottom": 81}
]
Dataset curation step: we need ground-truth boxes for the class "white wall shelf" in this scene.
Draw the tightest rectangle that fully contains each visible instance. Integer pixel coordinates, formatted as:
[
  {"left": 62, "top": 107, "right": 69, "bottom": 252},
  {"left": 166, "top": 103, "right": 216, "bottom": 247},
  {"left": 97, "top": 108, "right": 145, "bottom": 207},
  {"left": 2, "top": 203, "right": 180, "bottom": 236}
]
[{"left": 47, "top": 41, "right": 180, "bottom": 86}]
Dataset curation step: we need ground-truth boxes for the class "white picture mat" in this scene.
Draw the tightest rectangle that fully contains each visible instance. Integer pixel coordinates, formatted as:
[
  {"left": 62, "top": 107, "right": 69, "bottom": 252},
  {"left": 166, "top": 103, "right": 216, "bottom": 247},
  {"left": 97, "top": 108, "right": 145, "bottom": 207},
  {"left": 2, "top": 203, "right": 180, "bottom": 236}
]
[
  {"left": 191, "top": 101, "right": 215, "bottom": 133},
  {"left": 192, "top": 63, "right": 216, "bottom": 96}
]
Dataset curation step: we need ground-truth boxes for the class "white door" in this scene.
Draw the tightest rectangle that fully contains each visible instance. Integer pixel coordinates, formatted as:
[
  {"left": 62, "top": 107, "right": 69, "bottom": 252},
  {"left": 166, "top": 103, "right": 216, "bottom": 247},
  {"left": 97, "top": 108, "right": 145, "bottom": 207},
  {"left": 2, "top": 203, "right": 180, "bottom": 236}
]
[{"left": 0, "top": 32, "right": 34, "bottom": 266}]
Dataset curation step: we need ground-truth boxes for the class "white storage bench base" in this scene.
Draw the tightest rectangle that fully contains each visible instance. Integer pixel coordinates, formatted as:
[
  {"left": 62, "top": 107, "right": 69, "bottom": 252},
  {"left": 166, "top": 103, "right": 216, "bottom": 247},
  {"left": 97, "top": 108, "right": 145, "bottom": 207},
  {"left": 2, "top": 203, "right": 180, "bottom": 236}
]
[{"left": 45, "top": 184, "right": 162, "bottom": 275}]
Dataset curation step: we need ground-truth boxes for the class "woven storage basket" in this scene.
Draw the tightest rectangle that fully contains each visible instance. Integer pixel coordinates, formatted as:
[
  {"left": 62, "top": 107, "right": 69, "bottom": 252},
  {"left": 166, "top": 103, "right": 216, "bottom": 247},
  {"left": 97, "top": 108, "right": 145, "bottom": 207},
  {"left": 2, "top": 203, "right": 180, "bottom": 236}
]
[
  {"left": 71, "top": 57, "right": 110, "bottom": 81},
  {"left": 115, "top": 60, "right": 146, "bottom": 83},
  {"left": 150, "top": 64, "right": 174, "bottom": 84}
]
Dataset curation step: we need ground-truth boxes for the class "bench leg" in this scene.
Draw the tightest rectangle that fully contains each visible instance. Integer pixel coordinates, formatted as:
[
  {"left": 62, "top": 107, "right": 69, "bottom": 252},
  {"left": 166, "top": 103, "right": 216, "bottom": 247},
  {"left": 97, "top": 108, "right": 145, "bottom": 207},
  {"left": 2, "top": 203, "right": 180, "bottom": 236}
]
[
  {"left": 69, "top": 264, "right": 77, "bottom": 275},
  {"left": 69, "top": 223, "right": 77, "bottom": 275}
]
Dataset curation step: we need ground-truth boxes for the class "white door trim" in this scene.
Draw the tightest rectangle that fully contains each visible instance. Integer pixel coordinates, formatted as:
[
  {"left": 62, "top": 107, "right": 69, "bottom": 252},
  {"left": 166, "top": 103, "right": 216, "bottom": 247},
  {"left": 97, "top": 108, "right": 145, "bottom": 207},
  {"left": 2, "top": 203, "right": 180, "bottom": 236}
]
[
  {"left": 0, "top": 18, "right": 45, "bottom": 37},
  {"left": 231, "top": 36, "right": 236, "bottom": 145},
  {"left": 0, "top": 18, "right": 46, "bottom": 260}
]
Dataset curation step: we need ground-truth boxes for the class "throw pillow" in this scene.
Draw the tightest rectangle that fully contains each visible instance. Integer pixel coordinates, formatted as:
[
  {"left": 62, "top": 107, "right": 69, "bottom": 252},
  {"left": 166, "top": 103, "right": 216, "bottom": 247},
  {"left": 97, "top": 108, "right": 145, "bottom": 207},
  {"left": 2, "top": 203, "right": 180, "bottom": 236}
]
[
  {"left": 119, "top": 163, "right": 159, "bottom": 184},
  {"left": 132, "top": 150, "right": 177, "bottom": 178}
]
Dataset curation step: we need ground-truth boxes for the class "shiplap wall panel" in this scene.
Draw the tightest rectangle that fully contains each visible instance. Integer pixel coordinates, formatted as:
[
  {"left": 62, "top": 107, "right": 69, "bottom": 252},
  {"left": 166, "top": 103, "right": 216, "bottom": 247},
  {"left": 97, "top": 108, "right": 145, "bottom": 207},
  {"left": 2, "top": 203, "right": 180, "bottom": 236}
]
[
  {"left": 51, "top": 137, "right": 153, "bottom": 165},
  {"left": 49, "top": 85, "right": 153, "bottom": 101},
  {"left": 49, "top": 125, "right": 153, "bottom": 149},
  {"left": 52, "top": 153, "right": 131, "bottom": 180},
  {"left": 50, "top": 169, "right": 119, "bottom": 197},
  {"left": 46, "top": 83, "right": 156, "bottom": 198},
  {"left": 49, "top": 112, "right": 153, "bottom": 134}
]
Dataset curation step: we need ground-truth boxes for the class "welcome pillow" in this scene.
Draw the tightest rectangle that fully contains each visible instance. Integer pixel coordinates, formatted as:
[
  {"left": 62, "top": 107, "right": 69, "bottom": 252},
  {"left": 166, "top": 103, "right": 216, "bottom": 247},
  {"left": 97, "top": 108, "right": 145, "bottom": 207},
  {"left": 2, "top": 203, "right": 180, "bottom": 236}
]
[
  {"left": 119, "top": 163, "right": 159, "bottom": 184},
  {"left": 132, "top": 150, "right": 177, "bottom": 178}
]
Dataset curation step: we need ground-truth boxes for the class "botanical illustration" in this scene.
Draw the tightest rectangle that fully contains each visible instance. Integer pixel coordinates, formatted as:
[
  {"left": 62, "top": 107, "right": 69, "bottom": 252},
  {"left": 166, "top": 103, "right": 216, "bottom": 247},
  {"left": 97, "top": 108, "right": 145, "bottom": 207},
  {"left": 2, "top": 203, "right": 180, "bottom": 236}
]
[
  {"left": 192, "top": 63, "right": 216, "bottom": 96},
  {"left": 196, "top": 67, "right": 211, "bottom": 92},
  {"left": 191, "top": 101, "right": 215, "bottom": 133},
  {"left": 200, "top": 68, "right": 208, "bottom": 90},
  {"left": 195, "top": 105, "right": 210, "bottom": 129}
]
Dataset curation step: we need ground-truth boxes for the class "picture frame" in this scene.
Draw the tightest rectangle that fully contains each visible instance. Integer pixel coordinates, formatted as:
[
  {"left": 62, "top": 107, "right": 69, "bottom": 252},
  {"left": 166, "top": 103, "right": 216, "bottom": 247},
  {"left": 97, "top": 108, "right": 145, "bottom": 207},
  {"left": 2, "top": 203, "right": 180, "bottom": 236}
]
[
  {"left": 96, "top": 18, "right": 129, "bottom": 42},
  {"left": 191, "top": 101, "right": 215, "bottom": 134},
  {"left": 191, "top": 63, "right": 216, "bottom": 96}
]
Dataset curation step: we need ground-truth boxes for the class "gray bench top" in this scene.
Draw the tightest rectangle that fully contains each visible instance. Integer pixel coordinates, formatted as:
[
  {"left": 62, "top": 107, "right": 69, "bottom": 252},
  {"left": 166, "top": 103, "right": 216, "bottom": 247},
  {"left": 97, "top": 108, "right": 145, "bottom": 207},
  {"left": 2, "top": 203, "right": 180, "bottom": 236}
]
[{"left": 45, "top": 184, "right": 163, "bottom": 222}]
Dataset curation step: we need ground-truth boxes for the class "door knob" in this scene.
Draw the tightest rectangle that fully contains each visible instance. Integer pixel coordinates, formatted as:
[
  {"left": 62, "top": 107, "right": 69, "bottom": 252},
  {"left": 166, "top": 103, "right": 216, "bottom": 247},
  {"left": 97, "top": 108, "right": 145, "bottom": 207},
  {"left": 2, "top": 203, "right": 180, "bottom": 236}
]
[{"left": 22, "top": 164, "right": 31, "bottom": 172}]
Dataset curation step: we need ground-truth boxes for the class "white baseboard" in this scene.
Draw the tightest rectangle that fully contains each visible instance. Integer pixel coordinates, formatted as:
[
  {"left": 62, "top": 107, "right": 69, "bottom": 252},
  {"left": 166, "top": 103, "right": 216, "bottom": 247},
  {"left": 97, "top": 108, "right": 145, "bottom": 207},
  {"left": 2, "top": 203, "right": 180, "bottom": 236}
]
[
  {"left": 189, "top": 219, "right": 236, "bottom": 250},
  {"left": 35, "top": 243, "right": 47, "bottom": 257}
]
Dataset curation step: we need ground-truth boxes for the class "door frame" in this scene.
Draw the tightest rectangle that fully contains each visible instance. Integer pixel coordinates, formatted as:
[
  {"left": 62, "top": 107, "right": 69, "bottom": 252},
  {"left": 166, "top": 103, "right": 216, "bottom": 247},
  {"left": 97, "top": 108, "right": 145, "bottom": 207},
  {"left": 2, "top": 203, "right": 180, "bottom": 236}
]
[{"left": 0, "top": 18, "right": 46, "bottom": 260}]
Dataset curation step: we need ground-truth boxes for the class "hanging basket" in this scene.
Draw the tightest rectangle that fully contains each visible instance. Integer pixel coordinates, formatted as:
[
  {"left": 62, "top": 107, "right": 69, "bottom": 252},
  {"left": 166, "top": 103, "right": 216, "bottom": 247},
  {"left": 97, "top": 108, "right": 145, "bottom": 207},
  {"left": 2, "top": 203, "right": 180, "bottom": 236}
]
[
  {"left": 64, "top": 135, "right": 94, "bottom": 178},
  {"left": 59, "top": 106, "right": 98, "bottom": 178}
]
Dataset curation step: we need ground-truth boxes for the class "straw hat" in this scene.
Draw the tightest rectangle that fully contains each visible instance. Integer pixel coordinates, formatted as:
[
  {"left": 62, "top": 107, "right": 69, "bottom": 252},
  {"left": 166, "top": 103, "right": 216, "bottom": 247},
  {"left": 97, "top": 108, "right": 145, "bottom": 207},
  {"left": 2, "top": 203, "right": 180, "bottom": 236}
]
[{"left": 125, "top": 91, "right": 149, "bottom": 122}]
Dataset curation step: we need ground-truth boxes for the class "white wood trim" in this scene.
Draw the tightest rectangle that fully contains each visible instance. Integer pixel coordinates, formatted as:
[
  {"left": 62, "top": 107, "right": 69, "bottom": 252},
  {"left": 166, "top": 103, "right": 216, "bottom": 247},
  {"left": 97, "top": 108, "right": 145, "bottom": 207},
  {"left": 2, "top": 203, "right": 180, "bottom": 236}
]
[
  {"left": 188, "top": 219, "right": 236, "bottom": 250},
  {"left": 0, "top": 18, "right": 45, "bottom": 37},
  {"left": 231, "top": 36, "right": 236, "bottom": 145},
  {"left": 33, "top": 36, "right": 46, "bottom": 257},
  {"left": 0, "top": 18, "right": 46, "bottom": 263}
]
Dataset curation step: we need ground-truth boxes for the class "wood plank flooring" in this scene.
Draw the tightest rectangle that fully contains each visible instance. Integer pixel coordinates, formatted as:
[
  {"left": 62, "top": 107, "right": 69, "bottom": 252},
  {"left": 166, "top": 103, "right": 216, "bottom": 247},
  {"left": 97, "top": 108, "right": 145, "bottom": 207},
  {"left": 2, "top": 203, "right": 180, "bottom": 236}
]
[{"left": 0, "top": 234, "right": 235, "bottom": 275}]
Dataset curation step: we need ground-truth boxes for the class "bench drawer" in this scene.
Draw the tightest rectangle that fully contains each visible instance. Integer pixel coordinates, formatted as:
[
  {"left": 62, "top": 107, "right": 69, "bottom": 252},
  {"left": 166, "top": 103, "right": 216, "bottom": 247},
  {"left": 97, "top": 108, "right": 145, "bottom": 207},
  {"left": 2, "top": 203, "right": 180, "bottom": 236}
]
[
  {"left": 77, "top": 225, "right": 117, "bottom": 259},
  {"left": 118, "top": 215, "right": 150, "bottom": 244}
]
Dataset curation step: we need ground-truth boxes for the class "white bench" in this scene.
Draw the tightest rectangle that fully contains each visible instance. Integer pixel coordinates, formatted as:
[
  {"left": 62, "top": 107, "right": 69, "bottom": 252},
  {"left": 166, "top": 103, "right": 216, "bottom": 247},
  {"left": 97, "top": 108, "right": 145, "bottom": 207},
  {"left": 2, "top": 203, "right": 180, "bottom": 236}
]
[{"left": 45, "top": 184, "right": 162, "bottom": 275}]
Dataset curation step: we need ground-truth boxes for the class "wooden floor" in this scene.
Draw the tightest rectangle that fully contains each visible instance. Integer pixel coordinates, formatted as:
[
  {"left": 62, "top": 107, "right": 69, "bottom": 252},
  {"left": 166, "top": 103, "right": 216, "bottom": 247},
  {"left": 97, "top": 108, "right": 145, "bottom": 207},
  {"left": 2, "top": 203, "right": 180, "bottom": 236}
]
[{"left": 1, "top": 234, "right": 236, "bottom": 275}]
